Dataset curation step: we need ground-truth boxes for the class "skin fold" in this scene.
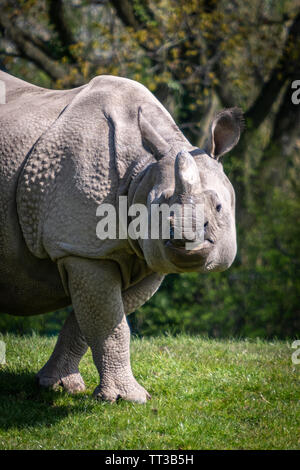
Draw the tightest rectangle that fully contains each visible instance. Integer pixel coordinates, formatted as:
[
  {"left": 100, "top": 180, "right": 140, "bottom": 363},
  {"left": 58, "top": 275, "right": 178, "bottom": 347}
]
[{"left": 0, "top": 71, "right": 243, "bottom": 402}]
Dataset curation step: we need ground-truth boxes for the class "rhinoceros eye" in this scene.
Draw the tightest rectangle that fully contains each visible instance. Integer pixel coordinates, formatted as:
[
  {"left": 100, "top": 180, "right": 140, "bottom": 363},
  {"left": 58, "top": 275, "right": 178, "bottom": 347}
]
[{"left": 216, "top": 204, "right": 222, "bottom": 212}]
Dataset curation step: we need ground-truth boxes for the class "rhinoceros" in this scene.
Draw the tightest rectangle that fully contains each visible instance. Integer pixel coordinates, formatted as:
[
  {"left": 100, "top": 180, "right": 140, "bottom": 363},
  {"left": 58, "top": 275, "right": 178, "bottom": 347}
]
[{"left": 0, "top": 71, "right": 243, "bottom": 402}]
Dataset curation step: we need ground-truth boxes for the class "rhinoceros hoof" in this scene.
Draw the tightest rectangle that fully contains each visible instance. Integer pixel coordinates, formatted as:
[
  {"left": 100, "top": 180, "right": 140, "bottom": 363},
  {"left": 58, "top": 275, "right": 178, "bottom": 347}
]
[
  {"left": 37, "top": 372, "right": 86, "bottom": 394},
  {"left": 93, "top": 381, "right": 151, "bottom": 404}
]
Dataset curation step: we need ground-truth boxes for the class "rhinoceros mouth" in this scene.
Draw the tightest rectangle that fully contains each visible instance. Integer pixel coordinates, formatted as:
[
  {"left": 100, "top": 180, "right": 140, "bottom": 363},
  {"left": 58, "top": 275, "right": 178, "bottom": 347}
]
[
  {"left": 164, "top": 238, "right": 214, "bottom": 253},
  {"left": 163, "top": 239, "right": 214, "bottom": 269}
]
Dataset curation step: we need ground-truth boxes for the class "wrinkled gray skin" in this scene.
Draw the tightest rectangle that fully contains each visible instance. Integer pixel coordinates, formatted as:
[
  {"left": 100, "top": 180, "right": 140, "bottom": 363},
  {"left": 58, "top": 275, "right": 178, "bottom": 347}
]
[{"left": 0, "top": 72, "right": 243, "bottom": 402}]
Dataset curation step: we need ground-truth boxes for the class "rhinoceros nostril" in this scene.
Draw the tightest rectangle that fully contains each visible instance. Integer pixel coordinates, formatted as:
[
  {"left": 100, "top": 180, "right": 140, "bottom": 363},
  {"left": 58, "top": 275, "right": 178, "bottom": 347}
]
[{"left": 204, "top": 221, "right": 209, "bottom": 230}]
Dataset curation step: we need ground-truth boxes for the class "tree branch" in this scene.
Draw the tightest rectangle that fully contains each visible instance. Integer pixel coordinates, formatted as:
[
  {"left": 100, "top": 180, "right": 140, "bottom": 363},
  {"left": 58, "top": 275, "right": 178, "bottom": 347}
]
[
  {"left": 0, "top": 14, "right": 67, "bottom": 81},
  {"left": 245, "top": 11, "right": 300, "bottom": 128},
  {"left": 255, "top": 81, "right": 300, "bottom": 188},
  {"left": 47, "top": 0, "right": 77, "bottom": 62},
  {"left": 109, "top": 0, "right": 155, "bottom": 29}
]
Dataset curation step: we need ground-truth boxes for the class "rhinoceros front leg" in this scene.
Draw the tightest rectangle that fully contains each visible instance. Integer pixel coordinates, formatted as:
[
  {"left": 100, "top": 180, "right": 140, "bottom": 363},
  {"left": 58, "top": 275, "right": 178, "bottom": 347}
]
[
  {"left": 37, "top": 310, "right": 88, "bottom": 393},
  {"left": 63, "top": 257, "right": 151, "bottom": 403}
]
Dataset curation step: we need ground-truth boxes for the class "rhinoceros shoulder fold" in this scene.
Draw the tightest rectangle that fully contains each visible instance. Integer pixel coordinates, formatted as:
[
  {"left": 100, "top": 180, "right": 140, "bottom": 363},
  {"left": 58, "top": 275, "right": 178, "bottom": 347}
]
[{"left": 15, "top": 74, "right": 189, "bottom": 265}]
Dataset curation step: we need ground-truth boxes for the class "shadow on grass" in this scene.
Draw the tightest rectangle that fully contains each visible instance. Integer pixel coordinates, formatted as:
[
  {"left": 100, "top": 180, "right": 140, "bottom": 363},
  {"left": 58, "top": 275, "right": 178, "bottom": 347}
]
[{"left": 0, "top": 368, "right": 94, "bottom": 430}]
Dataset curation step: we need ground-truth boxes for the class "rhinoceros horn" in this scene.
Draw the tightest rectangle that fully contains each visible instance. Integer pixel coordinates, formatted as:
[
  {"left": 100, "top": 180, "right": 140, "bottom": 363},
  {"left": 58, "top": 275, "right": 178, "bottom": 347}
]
[{"left": 174, "top": 150, "right": 201, "bottom": 196}]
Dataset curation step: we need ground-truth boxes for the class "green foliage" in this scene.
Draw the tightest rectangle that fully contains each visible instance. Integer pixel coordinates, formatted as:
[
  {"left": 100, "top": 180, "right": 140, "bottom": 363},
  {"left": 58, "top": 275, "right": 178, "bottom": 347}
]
[{"left": 0, "top": 309, "right": 70, "bottom": 335}]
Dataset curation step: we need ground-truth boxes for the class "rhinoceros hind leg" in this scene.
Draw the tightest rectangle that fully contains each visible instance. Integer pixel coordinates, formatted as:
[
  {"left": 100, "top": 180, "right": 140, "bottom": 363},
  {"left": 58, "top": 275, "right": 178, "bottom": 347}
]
[{"left": 37, "top": 310, "right": 88, "bottom": 393}]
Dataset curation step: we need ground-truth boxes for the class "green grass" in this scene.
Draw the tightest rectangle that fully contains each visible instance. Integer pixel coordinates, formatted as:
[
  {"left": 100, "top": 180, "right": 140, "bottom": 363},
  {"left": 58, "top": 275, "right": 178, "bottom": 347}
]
[{"left": 0, "top": 333, "right": 299, "bottom": 449}]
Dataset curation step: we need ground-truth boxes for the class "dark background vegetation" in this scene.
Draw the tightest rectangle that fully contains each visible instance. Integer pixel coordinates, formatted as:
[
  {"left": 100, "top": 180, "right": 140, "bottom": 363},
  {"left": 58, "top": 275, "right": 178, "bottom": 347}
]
[{"left": 0, "top": 0, "right": 299, "bottom": 338}]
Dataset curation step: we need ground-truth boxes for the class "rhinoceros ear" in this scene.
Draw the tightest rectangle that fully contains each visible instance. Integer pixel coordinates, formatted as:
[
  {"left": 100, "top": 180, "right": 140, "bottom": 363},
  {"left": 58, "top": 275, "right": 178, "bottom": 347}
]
[
  {"left": 138, "top": 107, "right": 171, "bottom": 159},
  {"left": 205, "top": 107, "right": 245, "bottom": 160}
]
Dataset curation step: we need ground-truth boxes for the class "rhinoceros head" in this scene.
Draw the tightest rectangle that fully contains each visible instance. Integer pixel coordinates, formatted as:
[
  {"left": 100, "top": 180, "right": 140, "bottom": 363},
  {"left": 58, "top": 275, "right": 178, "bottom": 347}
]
[{"left": 131, "top": 107, "right": 244, "bottom": 274}]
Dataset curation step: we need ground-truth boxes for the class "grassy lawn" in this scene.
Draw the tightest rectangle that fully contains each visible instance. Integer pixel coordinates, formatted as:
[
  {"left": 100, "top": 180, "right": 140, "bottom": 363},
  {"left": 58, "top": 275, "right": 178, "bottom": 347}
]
[{"left": 0, "top": 333, "right": 299, "bottom": 450}]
